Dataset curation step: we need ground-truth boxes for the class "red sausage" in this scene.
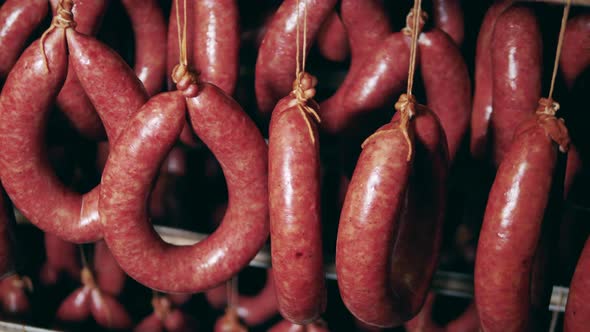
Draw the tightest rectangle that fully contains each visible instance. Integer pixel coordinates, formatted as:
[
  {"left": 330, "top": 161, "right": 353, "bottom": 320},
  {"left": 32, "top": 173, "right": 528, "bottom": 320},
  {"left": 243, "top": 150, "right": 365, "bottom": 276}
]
[
  {"left": 0, "top": 189, "right": 16, "bottom": 278},
  {"left": 564, "top": 237, "right": 590, "bottom": 331},
  {"left": 269, "top": 319, "right": 330, "bottom": 332},
  {"left": 269, "top": 73, "right": 325, "bottom": 324},
  {"left": 336, "top": 97, "right": 448, "bottom": 327},
  {"left": 121, "top": 0, "right": 167, "bottom": 96},
  {"left": 0, "top": 10, "right": 147, "bottom": 243},
  {"left": 470, "top": 0, "right": 515, "bottom": 159},
  {"left": 193, "top": 0, "right": 240, "bottom": 95},
  {"left": 207, "top": 270, "right": 278, "bottom": 326},
  {"left": 0, "top": 0, "right": 48, "bottom": 80},
  {"left": 94, "top": 241, "right": 126, "bottom": 296},
  {"left": 51, "top": 0, "right": 109, "bottom": 140},
  {"left": 255, "top": 0, "right": 338, "bottom": 114},
  {"left": 560, "top": 14, "right": 590, "bottom": 89},
  {"left": 57, "top": 267, "right": 132, "bottom": 329},
  {"left": 320, "top": 32, "right": 410, "bottom": 133},
  {"left": 100, "top": 84, "right": 268, "bottom": 292},
  {"left": 432, "top": 0, "right": 464, "bottom": 45},
  {"left": 420, "top": 28, "right": 471, "bottom": 161},
  {"left": 404, "top": 293, "right": 480, "bottom": 332},
  {"left": 317, "top": 12, "right": 349, "bottom": 62},
  {"left": 475, "top": 103, "right": 568, "bottom": 331},
  {"left": 490, "top": 6, "right": 542, "bottom": 166},
  {"left": 40, "top": 233, "right": 80, "bottom": 285},
  {"left": 0, "top": 275, "right": 31, "bottom": 315}
]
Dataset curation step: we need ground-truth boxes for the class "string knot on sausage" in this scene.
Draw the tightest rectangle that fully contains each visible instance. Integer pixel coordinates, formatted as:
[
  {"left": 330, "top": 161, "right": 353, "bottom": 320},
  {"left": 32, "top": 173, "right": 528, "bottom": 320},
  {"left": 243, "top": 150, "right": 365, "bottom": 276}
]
[
  {"left": 152, "top": 296, "right": 171, "bottom": 321},
  {"left": 217, "top": 307, "right": 248, "bottom": 332},
  {"left": 289, "top": 72, "right": 321, "bottom": 143},
  {"left": 11, "top": 276, "right": 33, "bottom": 293},
  {"left": 361, "top": 94, "right": 416, "bottom": 161},
  {"left": 81, "top": 267, "right": 97, "bottom": 289},
  {"left": 39, "top": 0, "right": 76, "bottom": 73},
  {"left": 535, "top": 98, "right": 570, "bottom": 153},
  {"left": 402, "top": 8, "right": 428, "bottom": 37},
  {"left": 172, "top": 64, "right": 200, "bottom": 98}
]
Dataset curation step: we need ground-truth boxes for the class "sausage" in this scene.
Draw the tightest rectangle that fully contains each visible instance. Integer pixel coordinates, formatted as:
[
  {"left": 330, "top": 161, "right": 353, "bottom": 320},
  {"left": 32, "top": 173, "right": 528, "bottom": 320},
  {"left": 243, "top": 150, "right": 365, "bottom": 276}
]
[
  {"left": 121, "top": 0, "right": 167, "bottom": 96},
  {"left": 255, "top": 0, "right": 338, "bottom": 114},
  {"left": 0, "top": 275, "right": 31, "bottom": 315},
  {"left": 136, "top": 296, "right": 197, "bottom": 332},
  {"left": 40, "top": 233, "right": 80, "bottom": 285},
  {"left": 320, "top": 32, "right": 410, "bottom": 133},
  {"left": 0, "top": 0, "right": 48, "bottom": 80},
  {"left": 490, "top": 6, "right": 542, "bottom": 166},
  {"left": 420, "top": 28, "right": 471, "bottom": 161},
  {"left": 319, "top": 0, "right": 395, "bottom": 132},
  {"left": 100, "top": 82, "right": 268, "bottom": 292},
  {"left": 432, "top": 0, "right": 464, "bottom": 45},
  {"left": 404, "top": 293, "right": 480, "bottom": 332},
  {"left": 207, "top": 270, "right": 278, "bottom": 326},
  {"left": 167, "top": 0, "right": 239, "bottom": 96},
  {"left": 193, "top": 0, "right": 240, "bottom": 95},
  {"left": 0, "top": 189, "right": 16, "bottom": 278},
  {"left": 94, "top": 241, "right": 126, "bottom": 296},
  {"left": 564, "top": 237, "right": 590, "bottom": 332},
  {"left": 475, "top": 102, "right": 568, "bottom": 332},
  {"left": 57, "top": 267, "right": 132, "bottom": 329},
  {"left": 336, "top": 96, "right": 448, "bottom": 327},
  {"left": 269, "top": 73, "right": 325, "bottom": 324},
  {"left": 560, "top": 14, "right": 590, "bottom": 89},
  {"left": 269, "top": 319, "right": 330, "bottom": 332},
  {"left": 470, "top": 0, "right": 515, "bottom": 159},
  {"left": 50, "top": 0, "right": 109, "bottom": 140},
  {"left": 317, "top": 11, "right": 349, "bottom": 62}
]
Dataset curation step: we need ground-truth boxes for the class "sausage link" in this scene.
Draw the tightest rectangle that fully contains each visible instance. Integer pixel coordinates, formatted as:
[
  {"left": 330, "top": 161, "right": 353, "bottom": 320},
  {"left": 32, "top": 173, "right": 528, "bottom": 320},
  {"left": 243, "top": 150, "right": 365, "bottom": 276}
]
[
  {"left": 0, "top": 0, "right": 48, "bottom": 80},
  {"left": 100, "top": 85, "right": 268, "bottom": 292},
  {"left": 94, "top": 241, "right": 126, "bottom": 296},
  {"left": 336, "top": 102, "right": 447, "bottom": 327},
  {"left": 319, "top": 0, "right": 394, "bottom": 132},
  {"left": 40, "top": 233, "right": 80, "bottom": 285},
  {"left": 0, "top": 189, "right": 17, "bottom": 278},
  {"left": 317, "top": 11, "right": 349, "bottom": 62},
  {"left": 470, "top": 0, "right": 515, "bottom": 159},
  {"left": 321, "top": 33, "right": 410, "bottom": 133},
  {"left": 0, "top": 275, "right": 30, "bottom": 315},
  {"left": 255, "top": 0, "right": 337, "bottom": 114},
  {"left": 121, "top": 0, "right": 167, "bottom": 96},
  {"left": 269, "top": 77, "right": 325, "bottom": 323},
  {"left": 564, "top": 237, "right": 590, "bottom": 331},
  {"left": 475, "top": 115, "right": 563, "bottom": 332},
  {"left": 194, "top": 0, "right": 240, "bottom": 95},
  {"left": 420, "top": 28, "right": 471, "bottom": 161},
  {"left": 57, "top": 287, "right": 91, "bottom": 322},
  {"left": 269, "top": 319, "right": 330, "bottom": 332},
  {"left": 560, "top": 14, "right": 590, "bottom": 89},
  {"left": 490, "top": 6, "right": 542, "bottom": 166},
  {"left": 432, "top": 0, "right": 464, "bottom": 45},
  {"left": 51, "top": 0, "right": 110, "bottom": 140},
  {"left": 207, "top": 270, "right": 278, "bottom": 326}
]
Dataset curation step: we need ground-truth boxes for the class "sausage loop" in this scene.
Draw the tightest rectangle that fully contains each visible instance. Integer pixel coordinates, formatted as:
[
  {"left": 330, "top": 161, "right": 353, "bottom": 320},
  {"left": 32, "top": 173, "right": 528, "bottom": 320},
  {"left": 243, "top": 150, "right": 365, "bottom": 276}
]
[{"left": 39, "top": 0, "right": 76, "bottom": 73}]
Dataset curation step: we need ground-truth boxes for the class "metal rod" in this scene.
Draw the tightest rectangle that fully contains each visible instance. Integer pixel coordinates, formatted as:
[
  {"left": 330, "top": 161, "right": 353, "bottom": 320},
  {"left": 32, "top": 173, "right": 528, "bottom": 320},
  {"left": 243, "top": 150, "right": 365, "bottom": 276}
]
[{"left": 520, "top": 0, "right": 590, "bottom": 6}]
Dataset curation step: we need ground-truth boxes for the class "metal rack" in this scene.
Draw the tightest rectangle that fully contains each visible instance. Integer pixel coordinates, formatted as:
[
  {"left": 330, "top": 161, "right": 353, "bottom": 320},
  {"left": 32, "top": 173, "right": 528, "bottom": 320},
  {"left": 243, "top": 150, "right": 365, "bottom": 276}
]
[{"left": 153, "top": 225, "right": 570, "bottom": 313}]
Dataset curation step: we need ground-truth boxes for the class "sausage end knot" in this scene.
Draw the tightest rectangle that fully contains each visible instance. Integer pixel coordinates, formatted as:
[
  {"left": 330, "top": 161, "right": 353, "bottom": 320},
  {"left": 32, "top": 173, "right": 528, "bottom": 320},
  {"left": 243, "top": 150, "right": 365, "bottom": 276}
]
[
  {"left": 536, "top": 98, "right": 570, "bottom": 153},
  {"left": 81, "top": 267, "right": 97, "bottom": 289},
  {"left": 151, "top": 296, "right": 172, "bottom": 321},
  {"left": 172, "top": 64, "right": 200, "bottom": 98},
  {"left": 289, "top": 72, "right": 321, "bottom": 144},
  {"left": 217, "top": 307, "right": 247, "bottom": 332},
  {"left": 402, "top": 8, "right": 428, "bottom": 36},
  {"left": 11, "top": 276, "right": 33, "bottom": 293},
  {"left": 53, "top": 0, "right": 77, "bottom": 30}
]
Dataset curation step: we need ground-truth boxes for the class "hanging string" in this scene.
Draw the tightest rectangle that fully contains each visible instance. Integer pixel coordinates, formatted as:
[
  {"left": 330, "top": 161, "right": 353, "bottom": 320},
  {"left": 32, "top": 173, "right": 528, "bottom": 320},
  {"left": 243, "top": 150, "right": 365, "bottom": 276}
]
[
  {"left": 227, "top": 276, "right": 239, "bottom": 310},
  {"left": 172, "top": 0, "right": 198, "bottom": 85},
  {"left": 547, "top": 0, "right": 572, "bottom": 102},
  {"left": 292, "top": 0, "right": 321, "bottom": 143},
  {"left": 79, "top": 245, "right": 89, "bottom": 268},
  {"left": 406, "top": 0, "right": 423, "bottom": 96}
]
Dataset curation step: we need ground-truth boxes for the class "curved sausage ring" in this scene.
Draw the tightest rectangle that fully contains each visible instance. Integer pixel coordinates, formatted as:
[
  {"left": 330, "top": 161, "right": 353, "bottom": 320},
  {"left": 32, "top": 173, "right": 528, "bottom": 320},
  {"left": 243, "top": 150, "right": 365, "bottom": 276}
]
[{"left": 99, "top": 70, "right": 269, "bottom": 292}]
